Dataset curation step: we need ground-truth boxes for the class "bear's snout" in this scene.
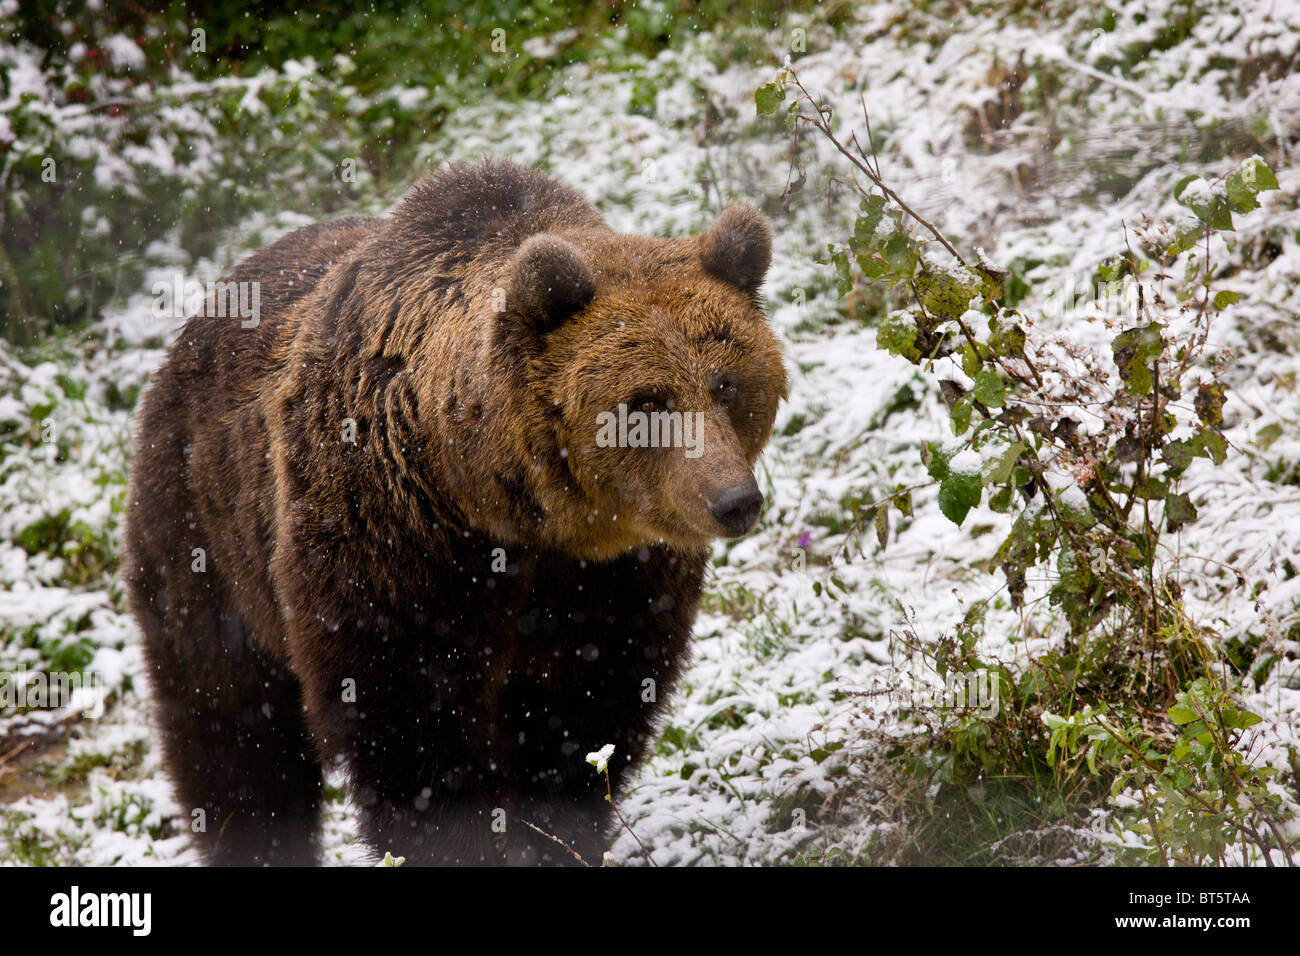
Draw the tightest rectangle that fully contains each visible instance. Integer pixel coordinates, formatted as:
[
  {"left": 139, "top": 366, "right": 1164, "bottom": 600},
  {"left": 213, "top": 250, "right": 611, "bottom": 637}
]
[{"left": 709, "top": 481, "right": 763, "bottom": 537}]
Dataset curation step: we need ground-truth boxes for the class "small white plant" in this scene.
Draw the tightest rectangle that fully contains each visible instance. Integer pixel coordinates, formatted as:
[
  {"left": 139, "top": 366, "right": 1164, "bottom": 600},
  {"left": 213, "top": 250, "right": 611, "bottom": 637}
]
[{"left": 585, "top": 744, "right": 615, "bottom": 774}]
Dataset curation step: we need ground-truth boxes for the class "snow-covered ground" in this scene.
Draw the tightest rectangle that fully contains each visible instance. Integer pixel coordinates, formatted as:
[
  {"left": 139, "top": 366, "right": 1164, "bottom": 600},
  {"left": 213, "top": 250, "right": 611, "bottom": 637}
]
[{"left": 2, "top": 0, "right": 1298, "bottom": 865}]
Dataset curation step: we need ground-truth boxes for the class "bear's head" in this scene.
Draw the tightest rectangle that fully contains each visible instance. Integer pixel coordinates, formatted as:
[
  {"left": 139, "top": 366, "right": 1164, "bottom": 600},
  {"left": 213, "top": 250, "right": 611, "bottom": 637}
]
[{"left": 499, "top": 203, "right": 788, "bottom": 558}]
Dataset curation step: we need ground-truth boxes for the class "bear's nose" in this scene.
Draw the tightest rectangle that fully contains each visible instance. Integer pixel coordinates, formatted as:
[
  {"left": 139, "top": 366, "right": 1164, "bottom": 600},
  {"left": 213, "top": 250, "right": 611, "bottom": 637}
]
[{"left": 709, "top": 483, "right": 763, "bottom": 537}]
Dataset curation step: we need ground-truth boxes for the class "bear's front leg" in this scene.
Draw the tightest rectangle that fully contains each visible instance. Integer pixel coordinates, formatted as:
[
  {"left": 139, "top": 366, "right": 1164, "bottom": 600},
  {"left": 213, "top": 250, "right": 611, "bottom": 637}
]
[
  {"left": 293, "top": 622, "right": 627, "bottom": 865},
  {"left": 290, "top": 630, "right": 514, "bottom": 864}
]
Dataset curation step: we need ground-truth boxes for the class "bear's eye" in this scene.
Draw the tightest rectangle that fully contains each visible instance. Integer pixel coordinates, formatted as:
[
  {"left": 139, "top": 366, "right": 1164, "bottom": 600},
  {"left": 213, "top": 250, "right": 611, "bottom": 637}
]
[
  {"left": 715, "top": 379, "right": 740, "bottom": 406},
  {"left": 629, "top": 394, "right": 668, "bottom": 415}
]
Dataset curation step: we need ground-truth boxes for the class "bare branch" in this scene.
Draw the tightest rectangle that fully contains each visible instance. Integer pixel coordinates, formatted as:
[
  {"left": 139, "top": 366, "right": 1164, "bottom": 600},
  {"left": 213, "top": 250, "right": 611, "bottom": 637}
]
[{"left": 787, "top": 66, "right": 968, "bottom": 268}]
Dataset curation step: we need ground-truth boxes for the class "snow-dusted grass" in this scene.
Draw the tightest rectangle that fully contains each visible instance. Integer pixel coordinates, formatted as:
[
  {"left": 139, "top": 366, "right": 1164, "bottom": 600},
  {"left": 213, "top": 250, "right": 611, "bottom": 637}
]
[{"left": 1, "top": 0, "right": 1297, "bottom": 865}]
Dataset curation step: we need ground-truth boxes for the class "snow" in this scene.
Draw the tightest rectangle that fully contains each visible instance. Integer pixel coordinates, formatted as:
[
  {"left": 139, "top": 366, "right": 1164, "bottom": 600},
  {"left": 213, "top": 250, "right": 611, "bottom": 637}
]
[
  {"left": 586, "top": 744, "right": 616, "bottom": 774},
  {"left": 101, "top": 35, "right": 145, "bottom": 73},
  {"left": 947, "top": 450, "right": 982, "bottom": 478}
]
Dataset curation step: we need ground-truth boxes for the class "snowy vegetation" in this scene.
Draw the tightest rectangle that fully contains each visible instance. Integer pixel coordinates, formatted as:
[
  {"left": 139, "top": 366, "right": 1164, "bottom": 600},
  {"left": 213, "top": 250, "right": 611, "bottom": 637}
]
[{"left": 1, "top": 0, "right": 1298, "bottom": 865}]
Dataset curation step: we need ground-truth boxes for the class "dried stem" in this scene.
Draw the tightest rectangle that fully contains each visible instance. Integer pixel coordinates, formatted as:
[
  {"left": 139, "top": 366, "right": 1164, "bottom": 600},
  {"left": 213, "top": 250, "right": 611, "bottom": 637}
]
[
  {"left": 520, "top": 820, "right": 592, "bottom": 867},
  {"left": 787, "top": 66, "right": 968, "bottom": 268},
  {"left": 605, "top": 768, "right": 657, "bottom": 867}
]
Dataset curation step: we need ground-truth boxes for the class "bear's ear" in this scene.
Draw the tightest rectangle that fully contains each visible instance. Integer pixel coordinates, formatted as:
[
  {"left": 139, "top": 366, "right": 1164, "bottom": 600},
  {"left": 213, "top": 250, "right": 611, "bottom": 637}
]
[
  {"left": 698, "top": 202, "right": 771, "bottom": 295},
  {"left": 506, "top": 234, "right": 596, "bottom": 333}
]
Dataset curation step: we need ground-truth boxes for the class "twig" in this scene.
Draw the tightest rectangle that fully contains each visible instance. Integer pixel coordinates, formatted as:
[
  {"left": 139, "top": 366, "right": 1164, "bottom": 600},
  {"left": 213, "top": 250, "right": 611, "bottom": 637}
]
[
  {"left": 786, "top": 66, "right": 968, "bottom": 268},
  {"left": 520, "top": 819, "right": 592, "bottom": 867},
  {"left": 832, "top": 480, "right": 937, "bottom": 564},
  {"left": 860, "top": 94, "right": 882, "bottom": 179},
  {"left": 604, "top": 768, "right": 657, "bottom": 867},
  {"left": 0, "top": 739, "right": 31, "bottom": 766},
  {"left": 0, "top": 739, "right": 32, "bottom": 780},
  {"left": 1046, "top": 52, "right": 1151, "bottom": 102}
]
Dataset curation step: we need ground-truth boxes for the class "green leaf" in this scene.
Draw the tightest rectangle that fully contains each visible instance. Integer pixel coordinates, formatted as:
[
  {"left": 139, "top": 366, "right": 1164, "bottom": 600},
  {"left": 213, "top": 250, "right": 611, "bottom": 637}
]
[
  {"left": 851, "top": 195, "right": 888, "bottom": 253},
  {"left": 950, "top": 398, "right": 972, "bottom": 435},
  {"left": 1162, "top": 439, "right": 1195, "bottom": 476},
  {"left": 1056, "top": 548, "right": 1092, "bottom": 593},
  {"left": 938, "top": 472, "right": 981, "bottom": 526},
  {"left": 1133, "top": 324, "right": 1164, "bottom": 363},
  {"left": 874, "top": 503, "right": 890, "bottom": 551},
  {"left": 1212, "top": 290, "right": 1240, "bottom": 309},
  {"left": 1194, "top": 428, "right": 1227, "bottom": 465},
  {"left": 1209, "top": 200, "right": 1234, "bottom": 232},
  {"left": 784, "top": 99, "right": 800, "bottom": 130},
  {"left": 1165, "top": 491, "right": 1198, "bottom": 532},
  {"left": 877, "top": 310, "right": 921, "bottom": 362},
  {"left": 915, "top": 264, "right": 980, "bottom": 319},
  {"left": 972, "top": 368, "right": 1006, "bottom": 408},
  {"left": 755, "top": 82, "right": 786, "bottom": 115},
  {"left": 1111, "top": 323, "right": 1163, "bottom": 396},
  {"left": 884, "top": 233, "right": 919, "bottom": 280},
  {"left": 831, "top": 247, "right": 852, "bottom": 296},
  {"left": 857, "top": 251, "right": 890, "bottom": 279},
  {"left": 974, "top": 262, "right": 1006, "bottom": 301},
  {"left": 985, "top": 441, "right": 1025, "bottom": 486},
  {"left": 989, "top": 484, "right": 1013, "bottom": 513},
  {"left": 1173, "top": 175, "right": 1199, "bottom": 201},
  {"left": 892, "top": 488, "right": 913, "bottom": 517},
  {"left": 989, "top": 321, "right": 1027, "bottom": 360},
  {"left": 1255, "top": 423, "right": 1282, "bottom": 450},
  {"left": 1168, "top": 704, "right": 1198, "bottom": 725},
  {"left": 1224, "top": 172, "right": 1259, "bottom": 213},
  {"left": 922, "top": 442, "right": 949, "bottom": 481},
  {"left": 1165, "top": 219, "right": 1205, "bottom": 257},
  {"left": 1136, "top": 475, "right": 1169, "bottom": 498},
  {"left": 1194, "top": 383, "right": 1225, "bottom": 427},
  {"left": 1177, "top": 176, "right": 1234, "bottom": 229},
  {"left": 1057, "top": 490, "right": 1096, "bottom": 528},
  {"left": 1237, "top": 156, "right": 1279, "bottom": 192}
]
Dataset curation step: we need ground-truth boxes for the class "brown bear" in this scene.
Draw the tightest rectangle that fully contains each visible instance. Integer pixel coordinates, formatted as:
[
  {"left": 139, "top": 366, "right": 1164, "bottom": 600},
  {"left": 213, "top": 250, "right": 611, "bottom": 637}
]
[{"left": 123, "top": 158, "right": 787, "bottom": 865}]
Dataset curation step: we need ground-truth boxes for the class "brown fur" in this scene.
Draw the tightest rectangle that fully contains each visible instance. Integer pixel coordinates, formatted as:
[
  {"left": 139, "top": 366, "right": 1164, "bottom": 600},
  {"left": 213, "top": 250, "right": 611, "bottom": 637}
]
[{"left": 123, "top": 158, "right": 787, "bottom": 865}]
